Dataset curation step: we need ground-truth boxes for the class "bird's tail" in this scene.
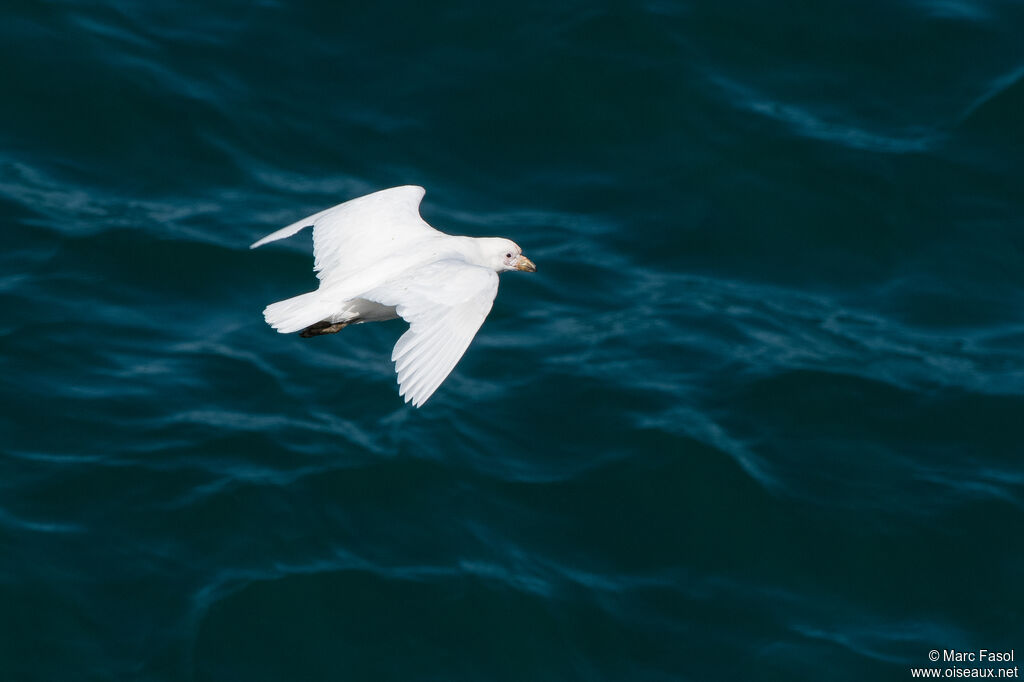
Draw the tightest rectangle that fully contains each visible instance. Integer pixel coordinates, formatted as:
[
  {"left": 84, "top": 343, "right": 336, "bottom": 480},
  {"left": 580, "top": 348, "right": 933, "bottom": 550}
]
[{"left": 263, "top": 291, "right": 334, "bottom": 334}]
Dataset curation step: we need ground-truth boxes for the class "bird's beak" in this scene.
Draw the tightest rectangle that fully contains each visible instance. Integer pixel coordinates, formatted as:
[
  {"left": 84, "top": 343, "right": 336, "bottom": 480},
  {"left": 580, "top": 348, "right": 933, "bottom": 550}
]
[{"left": 516, "top": 255, "right": 537, "bottom": 272}]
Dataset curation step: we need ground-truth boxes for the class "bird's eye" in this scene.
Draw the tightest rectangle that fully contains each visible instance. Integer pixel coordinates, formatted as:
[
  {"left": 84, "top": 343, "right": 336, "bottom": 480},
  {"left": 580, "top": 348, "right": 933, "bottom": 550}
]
[{"left": 505, "top": 252, "right": 511, "bottom": 258}]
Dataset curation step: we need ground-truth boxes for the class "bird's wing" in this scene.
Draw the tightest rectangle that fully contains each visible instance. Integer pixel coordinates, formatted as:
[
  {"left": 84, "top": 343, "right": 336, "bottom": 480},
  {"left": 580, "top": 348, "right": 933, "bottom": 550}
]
[
  {"left": 364, "top": 260, "right": 500, "bottom": 407},
  {"left": 249, "top": 185, "right": 437, "bottom": 283}
]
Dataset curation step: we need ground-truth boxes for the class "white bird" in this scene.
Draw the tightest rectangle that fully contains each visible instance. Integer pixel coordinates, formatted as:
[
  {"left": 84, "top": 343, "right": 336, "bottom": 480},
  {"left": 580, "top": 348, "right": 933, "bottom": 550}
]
[{"left": 250, "top": 185, "right": 537, "bottom": 407}]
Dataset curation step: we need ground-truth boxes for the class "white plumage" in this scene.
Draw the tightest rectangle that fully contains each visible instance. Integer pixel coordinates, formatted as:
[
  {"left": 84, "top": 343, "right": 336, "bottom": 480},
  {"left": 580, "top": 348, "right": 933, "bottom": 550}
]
[{"left": 251, "top": 185, "right": 536, "bottom": 407}]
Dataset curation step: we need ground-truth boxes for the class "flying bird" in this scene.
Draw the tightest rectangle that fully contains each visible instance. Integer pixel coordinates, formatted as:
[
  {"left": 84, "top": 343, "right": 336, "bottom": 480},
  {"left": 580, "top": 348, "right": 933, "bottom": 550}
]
[{"left": 250, "top": 185, "right": 536, "bottom": 407}]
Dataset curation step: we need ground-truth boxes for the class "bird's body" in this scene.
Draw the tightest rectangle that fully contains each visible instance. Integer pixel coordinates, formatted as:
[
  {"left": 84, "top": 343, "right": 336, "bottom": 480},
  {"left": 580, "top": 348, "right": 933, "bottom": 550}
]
[{"left": 250, "top": 185, "right": 536, "bottom": 407}]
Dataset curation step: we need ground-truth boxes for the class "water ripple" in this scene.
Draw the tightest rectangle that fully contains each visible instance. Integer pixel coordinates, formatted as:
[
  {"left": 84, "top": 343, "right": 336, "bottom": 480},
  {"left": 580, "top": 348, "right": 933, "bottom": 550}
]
[{"left": 709, "top": 75, "right": 938, "bottom": 153}]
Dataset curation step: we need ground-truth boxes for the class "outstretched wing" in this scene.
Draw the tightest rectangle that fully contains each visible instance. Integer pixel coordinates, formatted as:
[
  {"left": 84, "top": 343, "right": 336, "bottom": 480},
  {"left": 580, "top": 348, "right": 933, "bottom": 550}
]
[
  {"left": 365, "top": 261, "right": 500, "bottom": 407},
  {"left": 249, "top": 185, "right": 437, "bottom": 283}
]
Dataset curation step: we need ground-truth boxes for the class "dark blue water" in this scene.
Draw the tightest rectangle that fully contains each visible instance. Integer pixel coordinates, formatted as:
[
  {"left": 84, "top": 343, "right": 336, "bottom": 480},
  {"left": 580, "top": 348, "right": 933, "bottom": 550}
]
[{"left": 2, "top": 1, "right": 1023, "bottom": 680}]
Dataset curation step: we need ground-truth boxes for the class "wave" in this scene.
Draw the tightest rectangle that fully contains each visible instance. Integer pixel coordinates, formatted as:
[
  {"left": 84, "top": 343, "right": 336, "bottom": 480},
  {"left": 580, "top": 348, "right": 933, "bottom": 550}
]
[
  {"left": 908, "top": 0, "right": 992, "bottom": 22},
  {"left": 708, "top": 75, "right": 938, "bottom": 153},
  {"left": 957, "top": 64, "right": 1024, "bottom": 142}
]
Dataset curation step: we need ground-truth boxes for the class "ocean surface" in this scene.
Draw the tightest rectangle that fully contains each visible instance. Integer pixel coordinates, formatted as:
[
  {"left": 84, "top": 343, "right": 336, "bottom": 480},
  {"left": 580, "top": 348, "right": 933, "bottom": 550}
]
[{"left": 2, "top": 1, "right": 1023, "bottom": 680}]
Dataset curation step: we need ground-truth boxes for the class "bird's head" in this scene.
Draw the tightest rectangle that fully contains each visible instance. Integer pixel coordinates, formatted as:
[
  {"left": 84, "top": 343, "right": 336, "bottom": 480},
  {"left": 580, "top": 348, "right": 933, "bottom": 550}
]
[{"left": 477, "top": 238, "right": 537, "bottom": 274}]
